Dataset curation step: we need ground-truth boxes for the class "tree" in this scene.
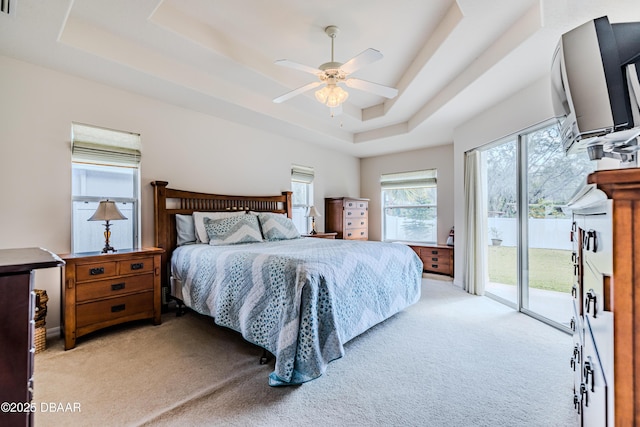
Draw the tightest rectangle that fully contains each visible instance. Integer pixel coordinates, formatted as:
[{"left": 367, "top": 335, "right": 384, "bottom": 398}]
[{"left": 485, "top": 123, "right": 594, "bottom": 219}]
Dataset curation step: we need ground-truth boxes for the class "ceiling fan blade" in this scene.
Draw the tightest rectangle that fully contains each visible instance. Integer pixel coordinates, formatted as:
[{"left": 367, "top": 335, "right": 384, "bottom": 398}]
[
  {"left": 340, "top": 48, "right": 383, "bottom": 74},
  {"left": 273, "top": 81, "right": 322, "bottom": 104},
  {"left": 344, "top": 78, "right": 398, "bottom": 99},
  {"left": 274, "top": 59, "right": 322, "bottom": 75}
]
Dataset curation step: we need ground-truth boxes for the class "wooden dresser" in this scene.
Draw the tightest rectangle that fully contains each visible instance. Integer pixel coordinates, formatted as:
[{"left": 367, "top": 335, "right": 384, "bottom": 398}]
[
  {"left": 60, "top": 247, "right": 163, "bottom": 350},
  {"left": 406, "top": 244, "right": 453, "bottom": 277},
  {"left": 325, "top": 197, "right": 369, "bottom": 240},
  {"left": 568, "top": 168, "right": 640, "bottom": 425},
  {"left": 0, "top": 248, "right": 63, "bottom": 427}
]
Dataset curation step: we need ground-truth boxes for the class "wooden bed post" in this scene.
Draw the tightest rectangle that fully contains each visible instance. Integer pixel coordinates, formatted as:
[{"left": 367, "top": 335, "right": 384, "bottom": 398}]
[
  {"left": 283, "top": 191, "right": 293, "bottom": 219},
  {"left": 151, "top": 181, "right": 170, "bottom": 301}
]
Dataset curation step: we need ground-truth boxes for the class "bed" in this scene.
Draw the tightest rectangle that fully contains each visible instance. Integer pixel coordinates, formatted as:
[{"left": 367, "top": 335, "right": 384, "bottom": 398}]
[{"left": 152, "top": 181, "right": 423, "bottom": 386}]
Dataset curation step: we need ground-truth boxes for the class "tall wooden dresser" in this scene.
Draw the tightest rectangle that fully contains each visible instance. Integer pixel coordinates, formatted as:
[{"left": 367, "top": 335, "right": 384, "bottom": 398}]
[
  {"left": 0, "top": 248, "right": 63, "bottom": 427},
  {"left": 325, "top": 197, "right": 369, "bottom": 240},
  {"left": 568, "top": 168, "right": 640, "bottom": 426}
]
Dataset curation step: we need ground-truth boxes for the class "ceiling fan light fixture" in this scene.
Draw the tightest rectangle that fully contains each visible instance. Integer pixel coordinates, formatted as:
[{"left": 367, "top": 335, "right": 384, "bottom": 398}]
[{"left": 315, "top": 84, "right": 349, "bottom": 107}]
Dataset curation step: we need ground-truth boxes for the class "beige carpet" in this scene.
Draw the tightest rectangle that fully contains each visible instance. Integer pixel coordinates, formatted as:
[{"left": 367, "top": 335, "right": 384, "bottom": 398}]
[{"left": 34, "top": 278, "right": 576, "bottom": 426}]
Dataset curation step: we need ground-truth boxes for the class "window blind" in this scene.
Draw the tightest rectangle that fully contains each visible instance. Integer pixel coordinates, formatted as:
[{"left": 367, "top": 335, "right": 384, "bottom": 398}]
[
  {"left": 380, "top": 169, "right": 437, "bottom": 189},
  {"left": 291, "top": 164, "right": 314, "bottom": 184},
  {"left": 71, "top": 123, "right": 141, "bottom": 167}
]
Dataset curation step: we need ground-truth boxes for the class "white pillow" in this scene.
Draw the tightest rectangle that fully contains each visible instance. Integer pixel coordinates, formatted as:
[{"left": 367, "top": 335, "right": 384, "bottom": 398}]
[{"left": 193, "top": 211, "right": 246, "bottom": 244}]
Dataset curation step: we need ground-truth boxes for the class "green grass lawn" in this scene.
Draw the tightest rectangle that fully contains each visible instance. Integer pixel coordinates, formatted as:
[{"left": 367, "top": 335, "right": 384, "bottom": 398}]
[{"left": 488, "top": 245, "right": 573, "bottom": 293}]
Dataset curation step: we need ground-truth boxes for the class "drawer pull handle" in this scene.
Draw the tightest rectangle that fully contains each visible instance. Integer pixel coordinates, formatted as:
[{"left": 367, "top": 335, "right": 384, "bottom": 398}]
[
  {"left": 111, "top": 283, "right": 125, "bottom": 291},
  {"left": 90, "top": 267, "right": 105, "bottom": 276},
  {"left": 131, "top": 262, "right": 144, "bottom": 270},
  {"left": 347, "top": 212, "right": 352, "bottom": 216},
  {"left": 584, "top": 357, "right": 595, "bottom": 393},
  {"left": 347, "top": 222, "right": 352, "bottom": 226},
  {"left": 571, "top": 284, "right": 577, "bottom": 298},
  {"left": 431, "top": 257, "right": 438, "bottom": 262},
  {"left": 583, "top": 230, "right": 598, "bottom": 252},
  {"left": 431, "top": 250, "right": 438, "bottom": 254},
  {"left": 361, "top": 212, "right": 365, "bottom": 215},
  {"left": 580, "top": 383, "right": 589, "bottom": 408},
  {"left": 573, "top": 393, "right": 581, "bottom": 414},
  {"left": 111, "top": 304, "right": 126, "bottom": 313},
  {"left": 431, "top": 264, "right": 438, "bottom": 268},
  {"left": 585, "top": 289, "right": 597, "bottom": 318}
]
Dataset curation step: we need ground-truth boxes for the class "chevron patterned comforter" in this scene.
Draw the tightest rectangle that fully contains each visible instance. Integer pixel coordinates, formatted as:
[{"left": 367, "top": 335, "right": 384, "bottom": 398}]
[{"left": 171, "top": 237, "right": 423, "bottom": 386}]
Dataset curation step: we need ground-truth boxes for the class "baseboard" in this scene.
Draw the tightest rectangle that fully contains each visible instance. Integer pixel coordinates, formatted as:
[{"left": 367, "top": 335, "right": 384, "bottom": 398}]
[{"left": 46, "top": 326, "right": 60, "bottom": 339}]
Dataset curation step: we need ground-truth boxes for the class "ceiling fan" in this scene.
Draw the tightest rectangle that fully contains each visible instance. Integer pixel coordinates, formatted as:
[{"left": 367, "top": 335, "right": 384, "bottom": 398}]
[{"left": 272, "top": 25, "right": 398, "bottom": 115}]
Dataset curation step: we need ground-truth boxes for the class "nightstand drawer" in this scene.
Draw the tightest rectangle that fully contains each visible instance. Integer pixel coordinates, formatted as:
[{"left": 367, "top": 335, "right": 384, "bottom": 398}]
[
  {"left": 76, "top": 291, "right": 154, "bottom": 328},
  {"left": 76, "top": 273, "right": 154, "bottom": 302},
  {"left": 118, "top": 257, "right": 154, "bottom": 275},
  {"left": 76, "top": 261, "right": 117, "bottom": 281},
  {"left": 424, "top": 263, "right": 450, "bottom": 274}
]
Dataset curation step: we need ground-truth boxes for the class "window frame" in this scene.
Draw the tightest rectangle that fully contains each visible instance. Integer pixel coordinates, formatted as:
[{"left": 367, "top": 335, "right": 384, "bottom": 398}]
[
  {"left": 291, "top": 164, "right": 315, "bottom": 234},
  {"left": 70, "top": 123, "right": 141, "bottom": 253},
  {"left": 381, "top": 169, "right": 438, "bottom": 243}
]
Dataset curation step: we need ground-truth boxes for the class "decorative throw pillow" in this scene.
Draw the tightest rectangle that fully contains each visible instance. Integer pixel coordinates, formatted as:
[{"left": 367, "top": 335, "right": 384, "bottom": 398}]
[
  {"left": 175, "top": 214, "right": 197, "bottom": 246},
  {"left": 257, "top": 212, "right": 300, "bottom": 241},
  {"left": 193, "top": 211, "right": 246, "bottom": 244},
  {"left": 204, "top": 215, "right": 263, "bottom": 245}
]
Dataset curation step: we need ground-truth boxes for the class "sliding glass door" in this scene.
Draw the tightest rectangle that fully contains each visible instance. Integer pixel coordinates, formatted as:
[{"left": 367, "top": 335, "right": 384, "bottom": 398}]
[
  {"left": 485, "top": 139, "right": 518, "bottom": 307},
  {"left": 483, "top": 121, "right": 593, "bottom": 328}
]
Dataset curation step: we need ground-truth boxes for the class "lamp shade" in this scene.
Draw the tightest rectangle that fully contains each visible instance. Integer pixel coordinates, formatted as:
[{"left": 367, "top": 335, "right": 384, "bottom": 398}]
[
  {"left": 306, "top": 206, "right": 321, "bottom": 218},
  {"left": 88, "top": 200, "right": 127, "bottom": 222}
]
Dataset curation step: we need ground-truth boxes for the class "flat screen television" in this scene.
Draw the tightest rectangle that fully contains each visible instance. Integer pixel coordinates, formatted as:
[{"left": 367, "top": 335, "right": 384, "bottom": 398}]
[{"left": 551, "top": 16, "right": 640, "bottom": 158}]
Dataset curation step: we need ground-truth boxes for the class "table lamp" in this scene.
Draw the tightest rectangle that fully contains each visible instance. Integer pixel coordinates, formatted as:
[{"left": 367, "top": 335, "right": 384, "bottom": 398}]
[
  {"left": 88, "top": 200, "right": 127, "bottom": 253},
  {"left": 306, "top": 206, "right": 321, "bottom": 235}
]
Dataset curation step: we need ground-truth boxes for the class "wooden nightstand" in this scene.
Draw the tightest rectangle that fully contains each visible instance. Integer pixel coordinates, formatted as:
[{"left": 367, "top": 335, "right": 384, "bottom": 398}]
[
  {"left": 401, "top": 243, "right": 454, "bottom": 277},
  {"left": 302, "top": 232, "right": 338, "bottom": 239},
  {"left": 59, "top": 247, "right": 164, "bottom": 350}
]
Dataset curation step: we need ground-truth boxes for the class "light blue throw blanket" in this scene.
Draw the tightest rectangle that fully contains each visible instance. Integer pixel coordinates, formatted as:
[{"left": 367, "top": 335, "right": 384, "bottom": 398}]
[{"left": 171, "top": 238, "right": 422, "bottom": 386}]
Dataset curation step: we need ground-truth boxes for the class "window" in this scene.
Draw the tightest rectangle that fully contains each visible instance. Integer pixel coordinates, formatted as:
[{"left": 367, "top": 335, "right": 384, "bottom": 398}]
[
  {"left": 71, "top": 123, "right": 141, "bottom": 253},
  {"left": 291, "top": 164, "right": 314, "bottom": 234},
  {"left": 381, "top": 169, "right": 437, "bottom": 243}
]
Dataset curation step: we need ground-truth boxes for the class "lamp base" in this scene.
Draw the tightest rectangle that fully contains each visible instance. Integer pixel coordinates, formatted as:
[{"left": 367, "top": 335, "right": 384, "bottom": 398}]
[{"left": 102, "top": 221, "right": 117, "bottom": 253}]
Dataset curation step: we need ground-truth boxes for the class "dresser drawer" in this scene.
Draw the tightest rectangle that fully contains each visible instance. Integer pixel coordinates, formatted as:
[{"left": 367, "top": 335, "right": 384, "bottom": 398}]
[
  {"left": 582, "top": 316, "right": 613, "bottom": 427},
  {"left": 76, "top": 291, "right": 154, "bottom": 328},
  {"left": 345, "top": 217, "right": 368, "bottom": 229},
  {"left": 76, "top": 273, "right": 154, "bottom": 302},
  {"left": 345, "top": 228, "right": 368, "bottom": 240},
  {"left": 76, "top": 261, "right": 117, "bottom": 281},
  {"left": 344, "top": 209, "right": 368, "bottom": 222},
  {"left": 344, "top": 200, "right": 368, "bottom": 210}
]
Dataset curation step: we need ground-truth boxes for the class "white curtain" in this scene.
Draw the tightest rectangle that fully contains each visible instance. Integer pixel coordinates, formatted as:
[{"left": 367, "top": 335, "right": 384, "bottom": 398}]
[{"left": 463, "top": 150, "right": 488, "bottom": 295}]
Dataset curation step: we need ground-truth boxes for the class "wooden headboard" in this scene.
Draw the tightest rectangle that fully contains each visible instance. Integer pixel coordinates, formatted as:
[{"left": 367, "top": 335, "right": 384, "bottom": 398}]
[{"left": 151, "top": 180, "right": 293, "bottom": 292}]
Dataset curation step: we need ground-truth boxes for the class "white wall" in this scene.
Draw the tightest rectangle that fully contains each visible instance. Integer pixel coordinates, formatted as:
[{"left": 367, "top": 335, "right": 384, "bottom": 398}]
[
  {"left": 0, "top": 55, "right": 359, "bottom": 332},
  {"left": 452, "top": 77, "right": 555, "bottom": 287},
  {"left": 360, "top": 144, "right": 454, "bottom": 243}
]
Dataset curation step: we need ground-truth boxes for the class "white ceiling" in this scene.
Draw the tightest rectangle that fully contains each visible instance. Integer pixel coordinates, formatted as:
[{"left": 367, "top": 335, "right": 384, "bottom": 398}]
[{"left": 1, "top": 0, "right": 640, "bottom": 157}]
